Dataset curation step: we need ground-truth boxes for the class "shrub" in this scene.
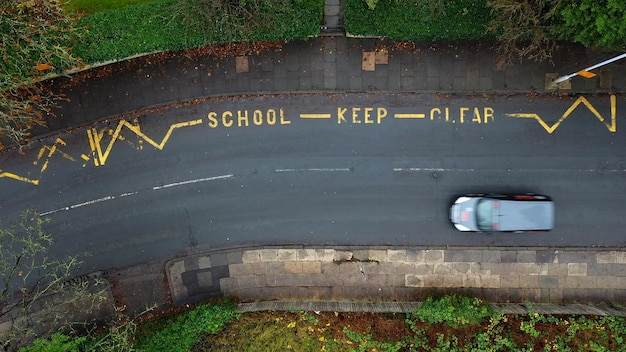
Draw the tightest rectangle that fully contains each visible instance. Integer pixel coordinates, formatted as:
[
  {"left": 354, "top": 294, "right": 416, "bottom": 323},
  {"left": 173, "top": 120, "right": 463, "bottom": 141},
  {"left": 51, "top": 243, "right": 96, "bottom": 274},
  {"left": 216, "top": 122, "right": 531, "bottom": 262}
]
[
  {"left": 73, "top": 0, "right": 323, "bottom": 64},
  {"left": 133, "top": 299, "right": 239, "bottom": 351},
  {"left": 410, "top": 295, "right": 493, "bottom": 327},
  {"left": 555, "top": 0, "right": 626, "bottom": 50},
  {"left": 345, "top": 0, "right": 491, "bottom": 40},
  {"left": 19, "top": 333, "right": 87, "bottom": 352}
]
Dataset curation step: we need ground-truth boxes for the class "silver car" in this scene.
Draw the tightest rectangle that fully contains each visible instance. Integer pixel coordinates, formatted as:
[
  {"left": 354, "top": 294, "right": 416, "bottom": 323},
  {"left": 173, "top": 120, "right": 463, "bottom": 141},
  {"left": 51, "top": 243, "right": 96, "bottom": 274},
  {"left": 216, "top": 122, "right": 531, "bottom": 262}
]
[{"left": 450, "top": 194, "right": 554, "bottom": 232}]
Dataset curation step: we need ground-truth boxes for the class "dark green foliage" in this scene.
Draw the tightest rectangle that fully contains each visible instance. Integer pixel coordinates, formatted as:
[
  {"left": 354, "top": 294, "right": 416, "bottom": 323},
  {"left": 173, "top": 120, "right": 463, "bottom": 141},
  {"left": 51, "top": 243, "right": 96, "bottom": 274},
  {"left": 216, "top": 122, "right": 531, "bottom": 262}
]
[
  {"left": 344, "top": 0, "right": 491, "bottom": 40},
  {"left": 73, "top": 0, "right": 323, "bottom": 64},
  {"left": 18, "top": 333, "right": 87, "bottom": 352},
  {"left": 74, "top": 0, "right": 194, "bottom": 62},
  {"left": 556, "top": 0, "right": 626, "bottom": 49},
  {"left": 410, "top": 294, "right": 493, "bottom": 327},
  {"left": 169, "top": 0, "right": 323, "bottom": 46},
  {"left": 133, "top": 298, "right": 239, "bottom": 351},
  {"left": 64, "top": 0, "right": 154, "bottom": 15}
]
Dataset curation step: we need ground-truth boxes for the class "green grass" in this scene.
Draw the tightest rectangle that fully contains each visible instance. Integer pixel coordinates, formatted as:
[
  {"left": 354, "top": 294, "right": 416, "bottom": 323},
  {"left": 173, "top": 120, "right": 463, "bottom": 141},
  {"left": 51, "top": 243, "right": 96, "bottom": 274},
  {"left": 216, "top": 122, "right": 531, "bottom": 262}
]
[{"left": 65, "top": 0, "right": 153, "bottom": 15}]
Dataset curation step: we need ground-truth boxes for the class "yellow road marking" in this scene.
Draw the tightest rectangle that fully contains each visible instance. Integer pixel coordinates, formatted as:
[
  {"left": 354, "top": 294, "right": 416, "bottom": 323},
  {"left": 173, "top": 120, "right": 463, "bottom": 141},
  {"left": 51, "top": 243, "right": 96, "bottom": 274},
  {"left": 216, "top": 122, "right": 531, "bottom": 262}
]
[
  {"left": 0, "top": 138, "right": 76, "bottom": 185},
  {"left": 394, "top": 113, "right": 425, "bottom": 119},
  {"left": 507, "top": 95, "right": 616, "bottom": 133},
  {"left": 0, "top": 171, "right": 39, "bottom": 185},
  {"left": 89, "top": 118, "right": 204, "bottom": 166},
  {"left": 0, "top": 95, "right": 618, "bottom": 186},
  {"left": 300, "top": 113, "right": 331, "bottom": 119}
]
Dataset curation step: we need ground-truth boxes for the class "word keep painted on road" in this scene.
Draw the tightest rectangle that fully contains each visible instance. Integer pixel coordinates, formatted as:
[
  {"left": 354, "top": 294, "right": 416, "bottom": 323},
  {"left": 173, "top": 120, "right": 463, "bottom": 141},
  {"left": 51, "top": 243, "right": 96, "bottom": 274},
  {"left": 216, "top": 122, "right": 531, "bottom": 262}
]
[
  {"left": 0, "top": 95, "right": 617, "bottom": 186},
  {"left": 300, "top": 106, "right": 495, "bottom": 124}
]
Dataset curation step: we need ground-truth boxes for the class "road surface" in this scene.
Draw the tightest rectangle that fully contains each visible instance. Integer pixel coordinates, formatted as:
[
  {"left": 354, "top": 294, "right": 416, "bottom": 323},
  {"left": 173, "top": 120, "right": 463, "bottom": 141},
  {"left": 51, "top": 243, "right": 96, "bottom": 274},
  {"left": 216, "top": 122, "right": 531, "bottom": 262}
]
[{"left": 0, "top": 93, "right": 623, "bottom": 272}]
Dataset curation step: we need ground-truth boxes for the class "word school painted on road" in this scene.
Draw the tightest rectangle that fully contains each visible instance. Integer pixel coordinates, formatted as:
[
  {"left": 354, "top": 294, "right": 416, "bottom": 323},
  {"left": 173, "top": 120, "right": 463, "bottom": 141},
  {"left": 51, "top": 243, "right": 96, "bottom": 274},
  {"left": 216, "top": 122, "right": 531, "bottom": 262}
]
[{"left": 207, "top": 108, "right": 291, "bottom": 128}]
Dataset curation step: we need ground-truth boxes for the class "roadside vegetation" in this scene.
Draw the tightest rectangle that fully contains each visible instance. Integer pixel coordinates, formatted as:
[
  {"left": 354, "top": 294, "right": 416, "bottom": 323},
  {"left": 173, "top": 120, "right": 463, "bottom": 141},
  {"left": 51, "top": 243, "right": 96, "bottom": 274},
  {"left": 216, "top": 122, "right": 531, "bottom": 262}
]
[
  {"left": 346, "top": 0, "right": 626, "bottom": 68},
  {"left": 344, "top": 0, "right": 491, "bottom": 41},
  {"left": 72, "top": 0, "right": 323, "bottom": 63},
  {"left": 23, "top": 295, "right": 626, "bottom": 351},
  {"left": 63, "top": 0, "right": 153, "bottom": 15},
  {"left": 0, "top": 210, "right": 108, "bottom": 351}
]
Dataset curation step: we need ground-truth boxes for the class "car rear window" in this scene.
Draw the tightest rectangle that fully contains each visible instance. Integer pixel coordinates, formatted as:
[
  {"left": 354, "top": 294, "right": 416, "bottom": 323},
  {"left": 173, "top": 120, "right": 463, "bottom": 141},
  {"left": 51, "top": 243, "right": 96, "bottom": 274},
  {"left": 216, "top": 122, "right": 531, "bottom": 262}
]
[{"left": 476, "top": 199, "right": 498, "bottom": 230}]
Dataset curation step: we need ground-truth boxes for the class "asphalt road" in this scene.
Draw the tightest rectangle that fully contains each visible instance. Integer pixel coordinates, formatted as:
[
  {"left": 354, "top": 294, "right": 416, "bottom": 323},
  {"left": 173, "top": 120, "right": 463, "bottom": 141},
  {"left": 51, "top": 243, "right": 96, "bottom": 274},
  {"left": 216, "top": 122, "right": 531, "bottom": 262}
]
[{"left": 1, "top": 93, "right": 624, "bottom": 272}]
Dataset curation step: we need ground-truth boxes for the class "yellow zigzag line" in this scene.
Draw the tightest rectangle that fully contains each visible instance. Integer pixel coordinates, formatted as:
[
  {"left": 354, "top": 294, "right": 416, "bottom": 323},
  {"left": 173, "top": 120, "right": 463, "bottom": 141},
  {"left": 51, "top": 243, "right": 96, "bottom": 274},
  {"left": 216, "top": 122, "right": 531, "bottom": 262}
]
[
  {"left": 0, "top": 171, "right": 39, "bottom": 185},
  {"left": 506, "top": 95, "right": 616, "bottom": 134},
  {"left": 0, "top": 138, "right": 73, "bottom": 186},
  {"left": 88, "top": 118, "right": 204, "bottom": 166}
]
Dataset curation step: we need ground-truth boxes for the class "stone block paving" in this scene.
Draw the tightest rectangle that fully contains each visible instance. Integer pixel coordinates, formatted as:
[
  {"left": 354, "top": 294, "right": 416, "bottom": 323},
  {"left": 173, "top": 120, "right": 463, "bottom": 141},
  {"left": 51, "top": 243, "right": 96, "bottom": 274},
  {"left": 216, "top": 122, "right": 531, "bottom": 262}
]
[{"left": 167, "top": 246, "right": 626, "bottom": 307}]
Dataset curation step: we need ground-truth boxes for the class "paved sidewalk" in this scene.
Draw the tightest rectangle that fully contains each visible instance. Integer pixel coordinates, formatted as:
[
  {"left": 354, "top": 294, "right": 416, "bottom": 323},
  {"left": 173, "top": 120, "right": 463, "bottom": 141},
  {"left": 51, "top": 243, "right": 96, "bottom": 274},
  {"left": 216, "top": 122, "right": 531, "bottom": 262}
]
[
  {"left": 44, "top": 36, "right": 626, "bottom": 139},
  {"left": 164, "top": 246, "right": 626, "bottom": 308}
]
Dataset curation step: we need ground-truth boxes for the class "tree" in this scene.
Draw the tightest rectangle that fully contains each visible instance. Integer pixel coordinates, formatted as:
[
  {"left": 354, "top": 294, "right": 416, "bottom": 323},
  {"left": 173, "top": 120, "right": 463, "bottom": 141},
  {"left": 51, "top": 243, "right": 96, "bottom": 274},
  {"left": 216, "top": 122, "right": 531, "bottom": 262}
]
[
  {"left": 486, "top": 0, "right": 565, "bottom": 69},
  {"left": 555, "top": 0, "right": 626, "bottom": 50},
  {"left": 0, "top": 210, "right": 108, "bottom": 351},
  {"left": 0, "top": 0, "right": 83, "bottom": 149}
]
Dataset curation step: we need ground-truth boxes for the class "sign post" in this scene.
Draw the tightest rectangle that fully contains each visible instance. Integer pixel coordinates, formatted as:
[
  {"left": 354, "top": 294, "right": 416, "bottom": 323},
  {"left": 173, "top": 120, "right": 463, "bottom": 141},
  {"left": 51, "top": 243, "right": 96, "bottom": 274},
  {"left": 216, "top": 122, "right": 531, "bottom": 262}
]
[{"left": 554, "top": 53, "right": 626, "bottom": 84}]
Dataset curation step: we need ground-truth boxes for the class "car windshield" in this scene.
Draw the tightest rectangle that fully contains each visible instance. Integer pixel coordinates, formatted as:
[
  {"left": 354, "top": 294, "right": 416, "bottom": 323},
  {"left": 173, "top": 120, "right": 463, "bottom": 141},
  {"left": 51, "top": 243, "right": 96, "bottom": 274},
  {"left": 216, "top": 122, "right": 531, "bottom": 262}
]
[{"left": 476, "top": 199, "right": 498, "bottom": 230}]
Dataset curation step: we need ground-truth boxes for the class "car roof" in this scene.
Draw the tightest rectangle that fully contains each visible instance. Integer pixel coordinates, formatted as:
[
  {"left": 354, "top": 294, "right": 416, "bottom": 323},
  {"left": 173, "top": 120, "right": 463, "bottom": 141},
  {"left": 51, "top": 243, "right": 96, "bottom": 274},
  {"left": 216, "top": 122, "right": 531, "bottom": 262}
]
[{"left": 496, "top": 199, "right": 554, "bottom": 231}]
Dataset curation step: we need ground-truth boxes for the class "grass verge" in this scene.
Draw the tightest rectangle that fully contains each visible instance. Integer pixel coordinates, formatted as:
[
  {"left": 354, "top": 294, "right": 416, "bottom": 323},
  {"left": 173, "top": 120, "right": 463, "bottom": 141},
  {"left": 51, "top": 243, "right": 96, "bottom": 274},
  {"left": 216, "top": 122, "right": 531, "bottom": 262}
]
[
  {"left": 22, "top": 295, "right": 626, "bottom": 351},
  {"left": 64, "top": 0, "right": 153, "bottom": 15}
]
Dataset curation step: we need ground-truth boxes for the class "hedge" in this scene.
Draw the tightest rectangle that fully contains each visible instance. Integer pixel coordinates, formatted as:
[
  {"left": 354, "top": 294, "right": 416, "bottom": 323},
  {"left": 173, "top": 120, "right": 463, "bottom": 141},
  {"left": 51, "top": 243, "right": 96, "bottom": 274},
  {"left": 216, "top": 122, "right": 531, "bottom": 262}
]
[
  {"left": 73, "top": 0, "right": 324, "bottom": 64},
  {"left": 344, "top": 0, "right": 492, "bottom": 40}
]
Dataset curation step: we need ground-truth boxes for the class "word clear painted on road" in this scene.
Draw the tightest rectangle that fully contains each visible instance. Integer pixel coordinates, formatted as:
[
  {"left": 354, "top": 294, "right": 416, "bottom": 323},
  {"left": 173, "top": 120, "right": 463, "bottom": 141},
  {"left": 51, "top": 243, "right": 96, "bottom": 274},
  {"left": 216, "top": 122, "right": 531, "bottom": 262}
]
[
  {"left": 301, "top": 106, "right": 495, "bottom": 124},
  {"left": 0, "top": 95, "right": 617, "bottom": 186},
  {"left": 396, "top": 106, "right": 494, "bottom": 124}
]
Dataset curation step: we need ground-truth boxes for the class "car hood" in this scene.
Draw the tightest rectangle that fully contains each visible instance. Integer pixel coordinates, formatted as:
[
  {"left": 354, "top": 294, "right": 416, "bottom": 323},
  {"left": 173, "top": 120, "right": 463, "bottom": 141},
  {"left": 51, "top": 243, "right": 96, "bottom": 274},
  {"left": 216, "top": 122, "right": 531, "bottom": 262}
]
[{"left": 450, "top": 198, "right": 481, "bottom": 231}]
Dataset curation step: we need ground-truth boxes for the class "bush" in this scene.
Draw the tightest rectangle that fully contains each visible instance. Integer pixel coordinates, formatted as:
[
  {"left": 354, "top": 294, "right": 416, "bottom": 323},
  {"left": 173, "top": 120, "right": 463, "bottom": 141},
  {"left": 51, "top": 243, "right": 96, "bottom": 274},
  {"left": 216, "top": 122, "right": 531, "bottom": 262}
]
[
  {"left": 344, "top": 0, "right": 491, "bottom": 40},
  {"left": 410, "top": 295, "right": 493, "bottom": 327},
  {"left": 133, "top": 299, "right": 239, "bottom": 351},
  {"left": 73, "top": 0, "right": 323, "bottom": 64},
  {"left": 74, "top": 0, "right": 183, "bottom": 62},
  {"left": 19, "top": 333, "right": 87, "bottom": 352},
  {"left": 555, "top": 0, "right": 626, "bottom": 50}
]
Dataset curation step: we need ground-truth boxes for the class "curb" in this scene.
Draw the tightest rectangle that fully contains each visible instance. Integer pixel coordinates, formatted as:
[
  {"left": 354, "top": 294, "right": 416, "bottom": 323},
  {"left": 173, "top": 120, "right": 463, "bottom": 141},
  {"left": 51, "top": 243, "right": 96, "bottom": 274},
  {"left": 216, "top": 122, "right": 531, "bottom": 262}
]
[{"left": 236, "top": 301, "right": 626, "bottom": 316}]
